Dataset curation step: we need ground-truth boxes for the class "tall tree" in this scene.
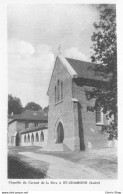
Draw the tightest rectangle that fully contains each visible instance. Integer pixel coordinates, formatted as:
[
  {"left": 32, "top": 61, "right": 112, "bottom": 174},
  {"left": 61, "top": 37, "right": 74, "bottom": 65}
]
[
  {"left": 8, "top": 94, "right": 23, "bottom": 114},
  {"left": 86, "top": 4, "right": 117, "bottom": 140},
  {"left": 24, "top": 102, "right": 42, "bottom": 111},
  {"left": 43, "top": 106, "right": 49, "bottom": 114}
]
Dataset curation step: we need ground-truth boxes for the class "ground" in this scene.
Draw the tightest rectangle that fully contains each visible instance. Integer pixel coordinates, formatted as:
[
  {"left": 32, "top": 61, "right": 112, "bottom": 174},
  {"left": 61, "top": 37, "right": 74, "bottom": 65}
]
[{"left": 8, "top": 146, "right": 117, "bottom": 179}]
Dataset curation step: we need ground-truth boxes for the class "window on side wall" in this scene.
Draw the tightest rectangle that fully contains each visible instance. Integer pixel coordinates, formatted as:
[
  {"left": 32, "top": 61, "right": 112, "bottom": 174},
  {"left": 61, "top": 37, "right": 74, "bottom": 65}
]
[
  {"left": 25, "top": 122, "right": 29, "bottom": 129},
  {"left": 55, "top": 80, "right": 63, "bottom": 104},
  {"left": 34, "top": 122, "right": 38, "bottom": 127},
  {"left": 55, "top": 86, "right": 56, "bottom": 103},
  {"left": 61, "top": 81, "right": 63, "bottom": 100},
  {"left": 96, "top": 107, "right": 103, "bottom": 125},
  {"left": 58, "top": 80, "right": 60, "bottom": 102}
]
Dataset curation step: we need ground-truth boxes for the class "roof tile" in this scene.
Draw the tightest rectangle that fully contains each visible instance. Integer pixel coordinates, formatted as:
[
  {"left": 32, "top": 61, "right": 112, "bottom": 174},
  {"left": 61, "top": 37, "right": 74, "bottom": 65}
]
[{"left": 66, "top": 58, "right": 111, "bottom": 81}]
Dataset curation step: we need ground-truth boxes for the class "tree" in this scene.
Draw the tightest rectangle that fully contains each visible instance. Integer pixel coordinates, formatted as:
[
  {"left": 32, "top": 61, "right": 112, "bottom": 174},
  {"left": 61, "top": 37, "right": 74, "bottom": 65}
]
[
  {"left": 8, "top": 94, "right": 23, "bottom": 114},
  {"left": 43, "top": 106, "right": 49, "bottom": 114},
  {"left": 24, "top": 102, "right": 42, "bottom": 111},
  {"left": 86, "top": 4, "right": 117, "bottom": 140}
]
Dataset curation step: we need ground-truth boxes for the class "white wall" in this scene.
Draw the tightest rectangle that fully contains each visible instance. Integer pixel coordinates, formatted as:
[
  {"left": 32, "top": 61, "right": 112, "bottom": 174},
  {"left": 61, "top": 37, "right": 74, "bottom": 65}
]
[{"left": 21, "top": 129, "right": 48, "bottom": 147}]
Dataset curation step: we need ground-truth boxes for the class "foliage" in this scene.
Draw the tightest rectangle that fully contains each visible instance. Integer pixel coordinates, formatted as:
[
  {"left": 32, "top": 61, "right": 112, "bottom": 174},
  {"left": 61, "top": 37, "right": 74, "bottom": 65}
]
[
  {"left": 86, "top": 4, "right": 117, "bottom": 140},
  {"left": 8, "top": 94, "right": 23, "bottom": 114},
  {"left": 43, "top": 106, "right": 49, "bottom": 113},
  {"left": 24, "top": 102, "right": 42, "bottom": 111},
  {"left": 100, "top": 120, "right": 117, "bottom": 140}
]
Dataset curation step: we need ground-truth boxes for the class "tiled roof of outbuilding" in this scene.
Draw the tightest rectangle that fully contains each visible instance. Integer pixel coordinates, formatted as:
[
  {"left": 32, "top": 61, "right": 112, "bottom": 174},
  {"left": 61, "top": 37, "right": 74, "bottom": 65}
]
[
  {"left": 8, "top": 110, "right": 48, "bottom": 124},
  {"left": 8, "top": 114, "right": 18, "bottom": 119},
  {"left": 16, "top": 110, "right": 48, "bottom": 121}
]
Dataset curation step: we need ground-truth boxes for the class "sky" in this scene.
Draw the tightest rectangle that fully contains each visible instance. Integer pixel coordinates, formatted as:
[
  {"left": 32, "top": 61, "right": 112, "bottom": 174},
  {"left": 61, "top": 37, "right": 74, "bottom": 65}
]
[{"left": 7, "top": 4, "right": 99, "bottom": 108}]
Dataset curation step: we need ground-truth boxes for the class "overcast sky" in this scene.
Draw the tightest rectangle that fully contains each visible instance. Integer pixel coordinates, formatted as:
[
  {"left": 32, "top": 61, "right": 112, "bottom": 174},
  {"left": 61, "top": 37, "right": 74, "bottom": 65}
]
[{"left": 8, "top": 4, "right": 99, "bottom": 108}]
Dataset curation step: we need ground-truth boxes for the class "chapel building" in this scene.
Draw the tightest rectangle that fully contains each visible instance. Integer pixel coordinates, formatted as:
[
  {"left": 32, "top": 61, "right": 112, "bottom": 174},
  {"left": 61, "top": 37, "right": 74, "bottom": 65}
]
[{"left": 47, "top": 54, "right": 113, "bottom": 151}]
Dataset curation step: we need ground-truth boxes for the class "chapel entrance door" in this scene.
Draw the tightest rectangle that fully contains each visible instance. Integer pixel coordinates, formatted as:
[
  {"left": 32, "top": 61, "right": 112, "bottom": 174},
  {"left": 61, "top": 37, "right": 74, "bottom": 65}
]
[{"left": 56, "top": 122, "right": 64, "bottom": 143}]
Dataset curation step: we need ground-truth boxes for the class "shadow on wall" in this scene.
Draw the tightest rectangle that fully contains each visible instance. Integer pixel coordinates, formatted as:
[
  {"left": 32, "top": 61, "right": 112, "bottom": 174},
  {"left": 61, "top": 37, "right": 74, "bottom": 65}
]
[{"left": 78, "top": 103, "right": 85, "bottom": 151}]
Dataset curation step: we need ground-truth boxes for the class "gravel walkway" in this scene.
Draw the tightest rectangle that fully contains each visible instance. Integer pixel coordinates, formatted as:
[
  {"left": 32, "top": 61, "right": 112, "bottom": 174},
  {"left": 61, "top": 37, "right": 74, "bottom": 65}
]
[{"left": 18, "top": 151, "right": 107, "bottom": 179}]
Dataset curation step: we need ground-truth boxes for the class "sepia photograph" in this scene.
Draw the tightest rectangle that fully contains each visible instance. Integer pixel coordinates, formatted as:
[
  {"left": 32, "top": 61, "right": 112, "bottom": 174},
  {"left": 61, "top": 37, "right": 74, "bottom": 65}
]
[{"left": 7, "top": 3, "right": 118, "bottom": 180}]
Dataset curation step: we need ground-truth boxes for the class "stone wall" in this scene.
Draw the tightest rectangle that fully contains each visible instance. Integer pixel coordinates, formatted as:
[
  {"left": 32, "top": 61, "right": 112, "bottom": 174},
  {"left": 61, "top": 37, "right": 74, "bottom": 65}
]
[
  {"left": 16, "top": 121, "right": 43, "bottom": 132},
  {"left": 47, "top": 57, "right": 111, "bottom": 151},
  {"left": 72, "top": 79, "right": 109, "bottom": 150},
  {"left": 8, "top": 121, "right": 17, "bottom": 146},
  {"left": 48, "top": 57, "right": 77, "bottom": 150}
]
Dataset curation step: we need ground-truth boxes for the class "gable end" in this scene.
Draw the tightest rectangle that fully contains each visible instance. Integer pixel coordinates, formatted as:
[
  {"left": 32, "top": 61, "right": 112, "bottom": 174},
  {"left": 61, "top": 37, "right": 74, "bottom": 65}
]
[{"left": 47, "top": 54, "right": 78, "bottom": 95}]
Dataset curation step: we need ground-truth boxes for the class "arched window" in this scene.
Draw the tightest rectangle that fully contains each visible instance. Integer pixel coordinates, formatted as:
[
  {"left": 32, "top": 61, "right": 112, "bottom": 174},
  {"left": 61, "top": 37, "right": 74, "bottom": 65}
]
[
  {"left": 27, "top": 134, "right": 30, "bottom": 143},
  {"left": 55, "top": 80, "right": 63, "bottom": 103},
  {"left": 96, "top": 107, "right": 103, "bottom": 124},
  {"left": 55, "top": 86, "right": 56, "bottom": 103},
  {"left": 36, "top": 132, "right": 39, "bottom": 142},
  {"left": 31, "top": 133, "right": 34, "bottom": 143},
  {"left": 40, "top": 131, "right": 44, "bottom": 142},
  {"left": 24, "top": 135, "right": 26, "bottom": 143},
  {"left": 57, "top": 80, "right": 60, "bottom": 102},
  {"left": 61, "top": 81, "right": 63, "bottom": 100},
  {"left": 56, "top": 83, "right": 58, "bottom": 103}
]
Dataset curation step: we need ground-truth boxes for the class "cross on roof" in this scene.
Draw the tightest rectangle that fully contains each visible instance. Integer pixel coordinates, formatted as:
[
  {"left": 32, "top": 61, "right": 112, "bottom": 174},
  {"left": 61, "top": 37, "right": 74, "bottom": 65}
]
[{"left": 58, "top": 44, "right": 62, "bottom": 54}]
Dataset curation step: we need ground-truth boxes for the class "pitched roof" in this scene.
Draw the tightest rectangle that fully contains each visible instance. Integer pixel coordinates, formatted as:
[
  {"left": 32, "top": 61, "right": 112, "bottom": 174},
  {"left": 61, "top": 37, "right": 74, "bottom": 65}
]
[
  {"left": 8, "top": 110, "right": 48, "bottom": 124},
  {"left": 66, "top": 58, "right": 111, "bottom": 81},
  {"left": 47, "top": 54, "right": 111, "bottom": 95},
  {"left": 20, "top": 123, "right": 48, "bottom": 134},
  {"left": 8, "top": 114, "right": 18, "bottom": 119}
]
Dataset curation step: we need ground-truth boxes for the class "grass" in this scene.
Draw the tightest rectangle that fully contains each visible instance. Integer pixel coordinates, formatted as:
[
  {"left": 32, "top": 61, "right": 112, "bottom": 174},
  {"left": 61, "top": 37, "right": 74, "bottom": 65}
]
[{"left": 8, "top": 155, "right": 48, "bottom": 179}]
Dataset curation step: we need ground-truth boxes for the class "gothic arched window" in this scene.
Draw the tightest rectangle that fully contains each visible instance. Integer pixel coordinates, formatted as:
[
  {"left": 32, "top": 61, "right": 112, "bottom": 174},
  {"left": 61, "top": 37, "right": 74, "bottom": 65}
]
[
  {"left": 57, "top": 80, "right": 60, "bottom": 102},
  {"left": 55, "top": 86, "right": 56, "bottom": 103},
  {"left": 61, "top": 81, "right": 63, "bottom": 100},
  {"left": 55, "top": 80, "right": 63, "bottom": 103}
]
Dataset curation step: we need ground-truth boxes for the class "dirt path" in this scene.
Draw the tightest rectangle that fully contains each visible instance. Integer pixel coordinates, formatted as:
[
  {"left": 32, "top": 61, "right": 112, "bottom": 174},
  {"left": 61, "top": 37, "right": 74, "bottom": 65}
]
[{"left": 18, "top": 151, "right": 107, "bottom": 179}]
